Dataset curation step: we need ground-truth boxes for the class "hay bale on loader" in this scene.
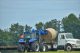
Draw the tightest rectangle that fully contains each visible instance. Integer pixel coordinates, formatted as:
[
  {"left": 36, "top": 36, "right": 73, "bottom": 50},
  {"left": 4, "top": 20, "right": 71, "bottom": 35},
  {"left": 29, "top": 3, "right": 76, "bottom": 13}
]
[{"left": 41, "top": 28, "right": 57, "bottom": 43}]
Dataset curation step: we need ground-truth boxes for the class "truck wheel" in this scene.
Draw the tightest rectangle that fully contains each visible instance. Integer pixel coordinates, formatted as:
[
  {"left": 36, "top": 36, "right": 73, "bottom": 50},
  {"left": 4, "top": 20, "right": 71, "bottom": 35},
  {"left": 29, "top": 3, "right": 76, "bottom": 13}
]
[
  {"left": 17, "top": 44, "right": 25, "bottom": 52},
  {"left": 65, "top": 45, "right": 72, "bottom": 51},
  {"left": 31, "top": 42, "right": 39, "bottom": 52}
]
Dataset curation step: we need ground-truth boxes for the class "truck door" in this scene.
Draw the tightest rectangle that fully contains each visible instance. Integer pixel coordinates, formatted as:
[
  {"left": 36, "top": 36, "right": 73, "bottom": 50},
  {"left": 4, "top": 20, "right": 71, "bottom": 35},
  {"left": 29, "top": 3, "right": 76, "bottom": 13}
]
[{"left": 58, "top": 34, "right": 66, "bottom": 46}]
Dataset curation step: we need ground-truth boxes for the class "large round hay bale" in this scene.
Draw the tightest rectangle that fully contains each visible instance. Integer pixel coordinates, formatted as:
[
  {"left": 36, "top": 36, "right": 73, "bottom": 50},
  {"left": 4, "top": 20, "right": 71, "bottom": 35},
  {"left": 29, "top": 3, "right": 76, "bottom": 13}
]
[{"left": 41, "top": 28, "right": 57, "bottom": 43}]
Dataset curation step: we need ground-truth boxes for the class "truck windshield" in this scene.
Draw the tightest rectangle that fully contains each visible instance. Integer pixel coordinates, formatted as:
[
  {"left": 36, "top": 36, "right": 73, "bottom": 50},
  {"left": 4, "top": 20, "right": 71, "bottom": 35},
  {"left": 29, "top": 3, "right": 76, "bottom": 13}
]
[{"left": 66, "top": 33, "right": 73, "bottom": 39}]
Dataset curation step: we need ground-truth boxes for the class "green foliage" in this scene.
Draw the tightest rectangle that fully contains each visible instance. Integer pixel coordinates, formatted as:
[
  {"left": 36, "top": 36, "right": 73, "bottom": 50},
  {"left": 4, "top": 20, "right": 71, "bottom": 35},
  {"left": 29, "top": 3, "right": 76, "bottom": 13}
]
[
  {"left": 0, "top": 29, "right": 3, "bottom": 39},
  {"left": 35, "top": 22, "right": 44, "bottom": 30},
  {"left": 35, "top": 19, "right": 60, "bottom": 31},
  {"left": 62, "top": 13, "right": 80, "bottom": 39},
  {"left": 0, "top": 29, "right": 17, "bottom": 46},
  {"left": 25, "top": 24, "right": 32, "bottom": 32},
  {"left": 45, "top": 19, "right": 60, "bottom": 31},
  {"left": 9, "top": 23, "right": 24, "bottom": 34}
]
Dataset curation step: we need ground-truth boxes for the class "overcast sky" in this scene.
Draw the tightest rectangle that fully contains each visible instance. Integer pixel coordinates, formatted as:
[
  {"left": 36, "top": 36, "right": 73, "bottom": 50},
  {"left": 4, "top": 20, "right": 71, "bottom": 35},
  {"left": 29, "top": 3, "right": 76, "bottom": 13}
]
[{"left": 0, "top": 0, "right": 80, "bottom": 30}]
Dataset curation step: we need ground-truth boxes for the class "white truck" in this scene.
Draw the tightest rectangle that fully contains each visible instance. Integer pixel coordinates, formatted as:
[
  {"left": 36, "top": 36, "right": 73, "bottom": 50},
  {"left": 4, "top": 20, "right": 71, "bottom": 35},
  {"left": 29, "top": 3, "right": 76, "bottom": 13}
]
[{"left": 57, "top": 33, "right": 80, "bottom": 51}]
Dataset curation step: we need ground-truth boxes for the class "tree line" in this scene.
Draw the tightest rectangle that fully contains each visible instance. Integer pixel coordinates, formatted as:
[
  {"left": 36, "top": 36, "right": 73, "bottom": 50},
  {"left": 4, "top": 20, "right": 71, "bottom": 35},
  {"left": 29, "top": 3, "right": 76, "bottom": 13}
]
[{"left": 0, "top": 13, "right": 80, "bottom": 46}]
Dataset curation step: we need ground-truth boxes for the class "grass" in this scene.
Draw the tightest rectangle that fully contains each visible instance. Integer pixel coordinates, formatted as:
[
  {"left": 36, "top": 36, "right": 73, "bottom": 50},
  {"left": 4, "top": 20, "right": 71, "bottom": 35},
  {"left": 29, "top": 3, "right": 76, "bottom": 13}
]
[
  {"left": 0, "top": 50, "right": 80, "bottom": 53},
  {"left": 25, "top": 50, "right": 80, "bottom": 53}
]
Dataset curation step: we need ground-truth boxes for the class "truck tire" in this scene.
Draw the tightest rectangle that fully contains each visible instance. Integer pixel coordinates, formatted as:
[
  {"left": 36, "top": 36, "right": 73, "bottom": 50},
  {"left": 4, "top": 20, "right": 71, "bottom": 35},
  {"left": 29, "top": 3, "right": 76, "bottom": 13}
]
[
  {"left": 17, "top": 44, "right": 25, "bottom": 52},
  {"left": 31, "top": 42, "right": 39, "bottom": 52},
  {"left": 65, "top": 45, "right": 72, "bottom": 51}
]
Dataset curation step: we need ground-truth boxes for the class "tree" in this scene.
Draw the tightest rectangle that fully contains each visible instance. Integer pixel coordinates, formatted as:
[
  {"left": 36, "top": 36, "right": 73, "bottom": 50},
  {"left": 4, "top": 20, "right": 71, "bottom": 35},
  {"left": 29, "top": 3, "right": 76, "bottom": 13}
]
[
  {"left": 25, "top": 24, "right": 32, "bottom": 32},
  {"left": 0, "top": 29, "right": 3, "bottom": 40},
  {"left": 45, "top": 19, "right": 60, "bottom": 31},
  {"left": 9, "top": 23, "right": 24, "bottom": 44},
  {"left": 10, "top": 23, "right": 24, "bottom": 34},
  {"left": 35, "top": 22, "right": 44, "bottom": 30},
  {"left": 62, "top": 13, "right": 80, "bottom": 39},
  {"left": 0, "top": 29, "right": 16, "bottom": 46}
]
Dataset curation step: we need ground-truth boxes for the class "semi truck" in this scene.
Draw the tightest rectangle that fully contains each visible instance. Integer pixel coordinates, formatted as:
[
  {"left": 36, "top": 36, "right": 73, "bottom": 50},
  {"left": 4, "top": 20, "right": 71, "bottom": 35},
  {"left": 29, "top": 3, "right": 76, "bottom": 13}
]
[{"left": 18, "top": 28, "right": 80, "bottom": 52}]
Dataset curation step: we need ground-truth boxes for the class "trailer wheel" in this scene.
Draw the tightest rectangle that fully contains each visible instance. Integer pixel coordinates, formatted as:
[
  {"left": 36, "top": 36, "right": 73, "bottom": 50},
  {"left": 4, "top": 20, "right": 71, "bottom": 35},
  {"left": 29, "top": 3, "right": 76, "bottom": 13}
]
[
  {"left": 52, "top": 44, "right": 58, "bottom": 51},
  {"left": 65, "top": 45, "right": 72, "bottom": 51},
  {"left": 27, "top": 48, "right": 30, "bottom": 52},
  {"left": 31, "top": 42, "right": 39, "bottom": 52},
  {"left": 40, "top": 44, "right": 48, "bottom": 52},
  {"left": 17, "top": 44, "right": 25, "bottom": 52}
]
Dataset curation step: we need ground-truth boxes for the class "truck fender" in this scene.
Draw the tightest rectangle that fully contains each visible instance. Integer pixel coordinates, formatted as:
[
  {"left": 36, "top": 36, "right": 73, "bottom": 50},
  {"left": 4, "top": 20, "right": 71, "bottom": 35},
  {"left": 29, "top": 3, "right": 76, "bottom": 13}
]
[
  {"left": 64, "top": 43, "right": 72, "bottom": 51},
  {"left": 29, "top": 38, "right": 37, "bottom": 43},
  {"left": 65, "top": 43, "right": 72, "bottom": 48}
]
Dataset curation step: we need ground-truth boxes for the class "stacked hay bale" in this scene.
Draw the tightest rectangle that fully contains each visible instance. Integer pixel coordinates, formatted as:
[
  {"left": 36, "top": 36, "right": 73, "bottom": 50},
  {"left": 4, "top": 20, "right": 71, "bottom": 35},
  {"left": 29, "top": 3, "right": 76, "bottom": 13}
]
[{"left": 41, "top": 28, "right": 57, "bottom": 43}]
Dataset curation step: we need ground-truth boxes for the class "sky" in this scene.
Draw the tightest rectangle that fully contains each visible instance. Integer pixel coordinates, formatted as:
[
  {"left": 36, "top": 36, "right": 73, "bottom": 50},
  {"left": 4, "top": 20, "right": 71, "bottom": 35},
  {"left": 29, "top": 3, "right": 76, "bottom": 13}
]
[{"left": 0, "top": 0, "right": 80, "bottom": 30}]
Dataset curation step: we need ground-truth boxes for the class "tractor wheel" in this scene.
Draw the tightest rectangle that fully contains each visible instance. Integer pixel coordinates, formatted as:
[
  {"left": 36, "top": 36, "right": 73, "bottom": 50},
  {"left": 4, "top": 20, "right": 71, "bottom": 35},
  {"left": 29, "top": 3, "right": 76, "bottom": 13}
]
[
  {"left": 17, "top": 44, "right": 25, "bottom": 52},
  {"left": 27, "top": 48, "right": 30, "bottom": 52},
  {"left": 31, "top": 42, "right": 39, "bottom": 52}
]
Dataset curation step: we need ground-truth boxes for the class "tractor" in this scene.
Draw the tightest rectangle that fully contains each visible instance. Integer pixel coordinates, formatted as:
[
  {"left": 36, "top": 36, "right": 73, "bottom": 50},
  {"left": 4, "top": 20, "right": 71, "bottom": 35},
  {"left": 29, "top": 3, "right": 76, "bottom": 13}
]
[{"left": 17, "top": 29, "right": 48, "bottom": 52}]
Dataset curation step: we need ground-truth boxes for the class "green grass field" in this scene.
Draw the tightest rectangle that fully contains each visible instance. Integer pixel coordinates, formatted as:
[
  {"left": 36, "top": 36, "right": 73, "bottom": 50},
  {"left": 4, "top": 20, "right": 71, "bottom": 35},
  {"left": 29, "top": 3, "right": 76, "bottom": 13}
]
[
  {"left": 25, "top": 51, "right": 80, "bottom": 53},
  {"left": 0, "top": 50, "right": 80, "bottom": 53}
]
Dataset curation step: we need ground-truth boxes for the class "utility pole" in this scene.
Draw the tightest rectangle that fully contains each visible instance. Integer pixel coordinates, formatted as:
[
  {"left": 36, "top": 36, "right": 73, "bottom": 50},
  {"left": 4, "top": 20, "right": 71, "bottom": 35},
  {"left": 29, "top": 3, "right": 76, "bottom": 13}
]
[{"left": 57, "top": 20, "right": 61, "bottom": 33}]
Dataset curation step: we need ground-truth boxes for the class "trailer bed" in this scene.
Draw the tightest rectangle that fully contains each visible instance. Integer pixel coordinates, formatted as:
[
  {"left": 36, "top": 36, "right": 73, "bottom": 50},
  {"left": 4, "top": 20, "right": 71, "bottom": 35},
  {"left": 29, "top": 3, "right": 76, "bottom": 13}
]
[{"left": 0, "top": 46, "right": 18, "bottom": 50}]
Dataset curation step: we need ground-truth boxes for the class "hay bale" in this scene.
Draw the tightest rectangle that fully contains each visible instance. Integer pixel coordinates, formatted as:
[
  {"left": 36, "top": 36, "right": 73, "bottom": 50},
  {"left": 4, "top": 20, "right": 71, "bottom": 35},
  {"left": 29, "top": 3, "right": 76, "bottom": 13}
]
[{"left": 41, "top": 28, "right": 57, "bottom": 42}]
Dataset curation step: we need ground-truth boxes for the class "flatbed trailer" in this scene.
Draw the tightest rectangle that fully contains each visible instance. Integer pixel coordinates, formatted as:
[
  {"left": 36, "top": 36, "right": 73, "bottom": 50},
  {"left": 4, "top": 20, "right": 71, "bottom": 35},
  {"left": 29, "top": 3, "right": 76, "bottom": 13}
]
[{"left": 0, "top": 46, "right": 18, "bottom": 50}]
